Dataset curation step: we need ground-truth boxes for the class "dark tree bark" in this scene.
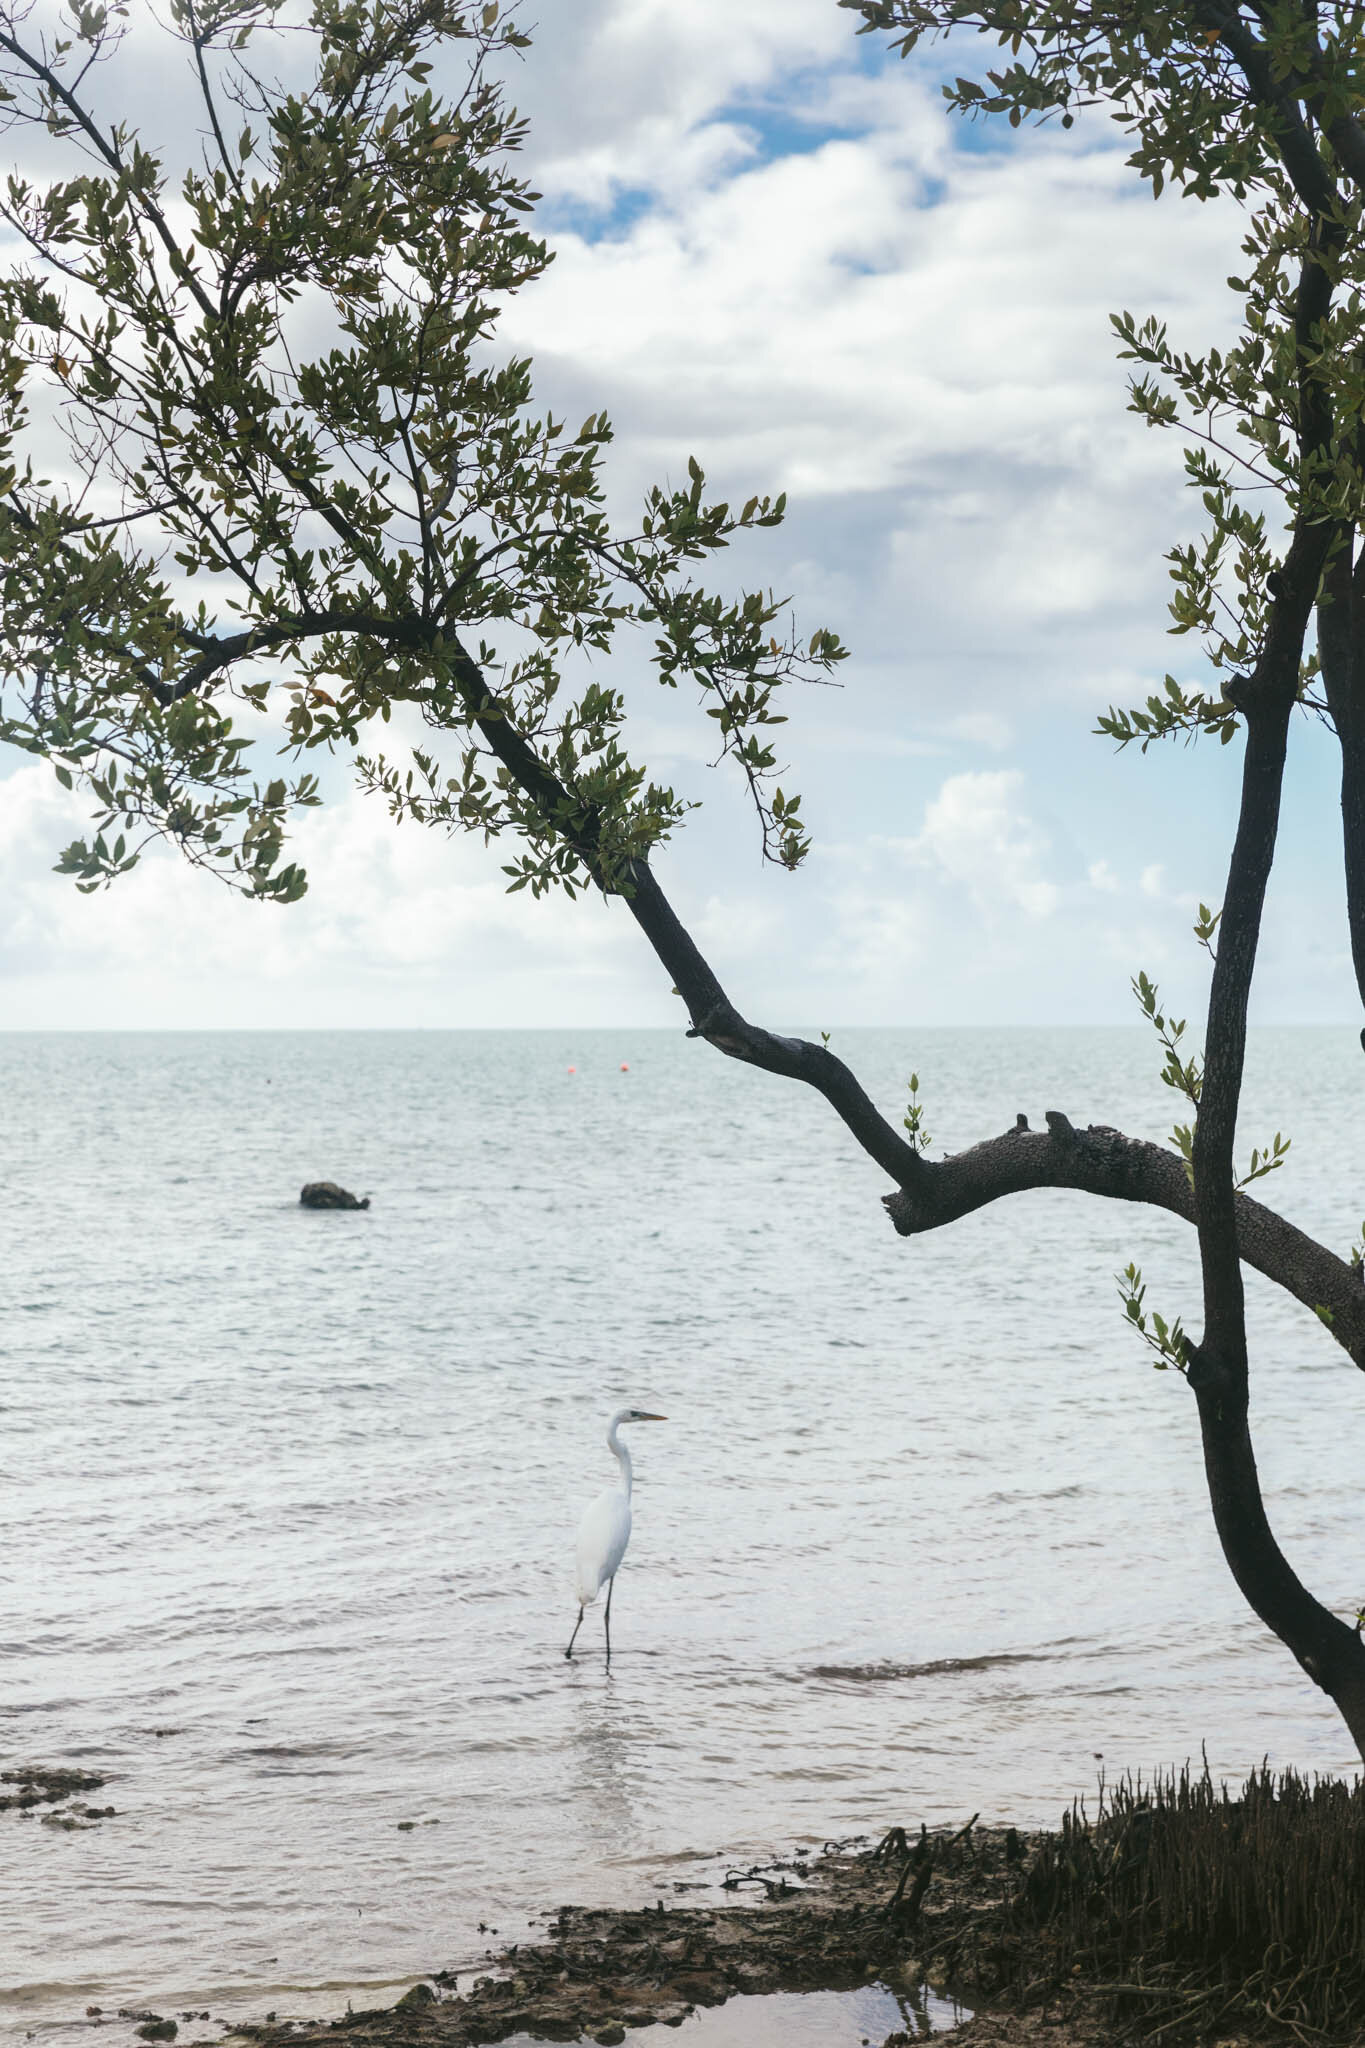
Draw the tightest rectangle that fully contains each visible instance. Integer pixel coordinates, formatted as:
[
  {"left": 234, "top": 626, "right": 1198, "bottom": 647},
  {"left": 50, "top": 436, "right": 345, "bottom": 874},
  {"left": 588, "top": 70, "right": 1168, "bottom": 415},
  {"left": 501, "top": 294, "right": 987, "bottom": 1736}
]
[
  {"left": 1188, "top": 1367, "right": 1365, "bottom": 1755},
  {"left": 1182, "top": 679, "right": 1365, "bottom": 1739},
  {"left": 1316, "top": 545, "right": 1365, "bottom": 1013}
]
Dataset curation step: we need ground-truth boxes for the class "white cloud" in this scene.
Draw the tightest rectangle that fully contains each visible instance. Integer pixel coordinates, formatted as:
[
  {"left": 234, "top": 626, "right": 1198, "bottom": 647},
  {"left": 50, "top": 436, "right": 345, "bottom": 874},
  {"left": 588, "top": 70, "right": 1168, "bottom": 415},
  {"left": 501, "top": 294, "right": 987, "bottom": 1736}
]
[
  {"left": 509, "top": 0, "right": 861, "bottom": 206},
  {"left": 499, "top": 87, "right": 1245, "bottom": 747},
  {"left": 900, "top": 769, "right": 1059, "bottom": 921},
  {"left": 0, "top": 759, "right": 670, "bottom": 1028}
]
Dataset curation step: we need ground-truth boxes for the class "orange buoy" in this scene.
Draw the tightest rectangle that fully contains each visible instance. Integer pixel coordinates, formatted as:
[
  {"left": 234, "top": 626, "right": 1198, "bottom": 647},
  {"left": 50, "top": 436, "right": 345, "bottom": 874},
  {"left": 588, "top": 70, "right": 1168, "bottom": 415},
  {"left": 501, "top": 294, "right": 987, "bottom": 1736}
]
[
  {"left": 620, "top": 1062, "right": 629, "bottom": 1072},
  {"left": 567, "top": 1065, "right": 576, "bottom": 1074}
]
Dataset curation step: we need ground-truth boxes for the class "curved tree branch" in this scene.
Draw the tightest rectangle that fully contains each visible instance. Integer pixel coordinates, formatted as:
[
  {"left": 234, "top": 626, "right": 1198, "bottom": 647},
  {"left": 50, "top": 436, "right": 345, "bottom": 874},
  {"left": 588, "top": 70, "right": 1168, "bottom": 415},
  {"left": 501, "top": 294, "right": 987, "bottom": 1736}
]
[
  {"left": 883, "top": 1112, "right": 1365, "bottom": 1368},
  {"left": 427, "top": 634, "right": 930, "bottom": 1188},
  {"left": 622, "top": 858, "right": 927, "bottom": 1187},
  {"left": 432, "top": 635, "right": 1363, "bottom": 1370}
]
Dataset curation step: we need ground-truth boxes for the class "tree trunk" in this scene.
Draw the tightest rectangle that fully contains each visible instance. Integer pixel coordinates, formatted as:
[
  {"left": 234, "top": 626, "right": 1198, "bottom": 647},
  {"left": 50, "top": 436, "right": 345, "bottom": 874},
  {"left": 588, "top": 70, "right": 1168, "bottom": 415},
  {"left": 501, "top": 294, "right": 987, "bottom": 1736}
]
[
  {"left": 1189, "top": 1347, "right": 1365, "bottom": 1759},
  {"left": 1316, "top": 544, "right": 1365, "bottom": 1017},
  {"left": 1339, "top": 728, "right": 1365, "bottom": 1016}
]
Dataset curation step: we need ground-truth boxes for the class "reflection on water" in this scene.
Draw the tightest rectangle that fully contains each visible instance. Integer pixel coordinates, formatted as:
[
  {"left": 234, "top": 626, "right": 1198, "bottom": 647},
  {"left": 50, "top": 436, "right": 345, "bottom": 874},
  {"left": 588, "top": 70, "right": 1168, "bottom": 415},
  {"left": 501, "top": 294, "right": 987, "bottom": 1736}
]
[
  {"left": 503, "top": 1980, "right": 970, "bottom": 2045},
  {"left": 1, "top": 1028, "right": 1362, "bottom": 2045},
  {"left": 567, "top": 1684, "right": 645, "bottom": 1853}
]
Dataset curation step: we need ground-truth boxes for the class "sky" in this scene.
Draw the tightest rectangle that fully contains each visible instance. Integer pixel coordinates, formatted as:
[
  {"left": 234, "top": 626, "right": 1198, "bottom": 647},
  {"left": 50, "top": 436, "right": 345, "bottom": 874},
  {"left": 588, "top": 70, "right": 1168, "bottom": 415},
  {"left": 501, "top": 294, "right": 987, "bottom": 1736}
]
[{"left": 0, "top": 0, "right": 1354, "bottom": 1031}]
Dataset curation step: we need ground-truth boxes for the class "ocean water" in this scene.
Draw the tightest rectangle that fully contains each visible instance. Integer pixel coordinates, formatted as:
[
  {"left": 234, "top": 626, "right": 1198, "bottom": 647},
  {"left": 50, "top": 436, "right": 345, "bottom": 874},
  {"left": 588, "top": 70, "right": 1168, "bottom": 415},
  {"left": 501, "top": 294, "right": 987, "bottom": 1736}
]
[{"left": 1, "top": 1027, "right": 1362, "bottom": 2044}]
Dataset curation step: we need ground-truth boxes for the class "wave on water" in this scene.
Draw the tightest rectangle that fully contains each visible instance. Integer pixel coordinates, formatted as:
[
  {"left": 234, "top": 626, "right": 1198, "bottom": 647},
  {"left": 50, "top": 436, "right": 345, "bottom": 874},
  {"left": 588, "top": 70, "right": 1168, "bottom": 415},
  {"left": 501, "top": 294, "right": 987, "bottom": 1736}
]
[{"left": 805, "top": 1651, "right": 1051, "bottom": 1684}]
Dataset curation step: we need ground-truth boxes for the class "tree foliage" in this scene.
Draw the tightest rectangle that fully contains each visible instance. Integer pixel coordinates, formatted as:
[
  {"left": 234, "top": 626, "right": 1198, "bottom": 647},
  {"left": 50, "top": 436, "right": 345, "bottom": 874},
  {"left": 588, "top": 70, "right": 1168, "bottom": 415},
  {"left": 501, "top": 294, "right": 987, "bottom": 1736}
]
[{"left": 0, "top": 0, "right": 843, "bottom": 904}]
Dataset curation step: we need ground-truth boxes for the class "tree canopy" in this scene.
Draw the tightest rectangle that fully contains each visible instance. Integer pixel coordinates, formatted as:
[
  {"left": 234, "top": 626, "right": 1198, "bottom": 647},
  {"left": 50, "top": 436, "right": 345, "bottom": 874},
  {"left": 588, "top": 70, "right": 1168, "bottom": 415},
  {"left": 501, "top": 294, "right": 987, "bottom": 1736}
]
[
  {"left": 0, "top": 0, "right": 843, "bottom": 907},
  {"left": 7, "top": 0, "right": 1365, "bottom": 1756}
]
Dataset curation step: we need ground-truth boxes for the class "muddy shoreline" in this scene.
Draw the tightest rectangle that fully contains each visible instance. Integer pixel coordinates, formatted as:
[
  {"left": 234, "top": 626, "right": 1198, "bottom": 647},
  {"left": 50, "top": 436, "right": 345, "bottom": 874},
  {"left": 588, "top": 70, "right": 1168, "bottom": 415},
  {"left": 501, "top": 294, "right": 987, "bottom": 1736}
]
[{"left": 211, "top": 1826, "right": 1264, "bottom": 2048}]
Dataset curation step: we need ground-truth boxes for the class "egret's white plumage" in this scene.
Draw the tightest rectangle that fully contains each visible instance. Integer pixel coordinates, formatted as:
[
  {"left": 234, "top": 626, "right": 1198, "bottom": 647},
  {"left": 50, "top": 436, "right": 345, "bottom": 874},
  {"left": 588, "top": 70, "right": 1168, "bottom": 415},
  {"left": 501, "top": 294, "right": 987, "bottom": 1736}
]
[
  {"left": 564, "top": 1406, "right": 666, "bottom": 1665},
  {"left": 575, "top": 1488, "right": 631, "bottom": 1606}
]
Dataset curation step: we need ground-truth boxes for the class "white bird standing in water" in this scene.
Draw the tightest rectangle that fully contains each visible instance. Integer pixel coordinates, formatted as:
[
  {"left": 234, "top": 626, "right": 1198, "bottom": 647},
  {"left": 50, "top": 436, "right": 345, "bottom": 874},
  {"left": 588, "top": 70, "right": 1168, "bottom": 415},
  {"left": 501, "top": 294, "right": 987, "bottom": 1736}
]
[{"left": 564, "top": 1407, "right": 667, "bottom": 1667}]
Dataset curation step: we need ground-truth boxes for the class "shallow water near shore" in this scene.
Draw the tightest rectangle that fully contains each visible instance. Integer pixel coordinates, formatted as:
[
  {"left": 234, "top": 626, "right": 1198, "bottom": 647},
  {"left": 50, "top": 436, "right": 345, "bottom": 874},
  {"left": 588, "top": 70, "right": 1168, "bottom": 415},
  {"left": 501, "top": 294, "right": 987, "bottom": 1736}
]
[
  {"left": 501, "top": 1980, "right": 969, "bottom": 2044},
  {"left": 1, "top": 1027, "right": 1362, "bottom": 2046}
]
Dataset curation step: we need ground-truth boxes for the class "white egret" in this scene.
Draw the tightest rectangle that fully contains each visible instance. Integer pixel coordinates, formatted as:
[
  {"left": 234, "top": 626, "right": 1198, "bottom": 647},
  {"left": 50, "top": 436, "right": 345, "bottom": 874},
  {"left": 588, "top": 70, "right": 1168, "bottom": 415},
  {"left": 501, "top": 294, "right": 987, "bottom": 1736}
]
[{"left": 564, "top": 1407, "right": 667, "bottom": 1666}]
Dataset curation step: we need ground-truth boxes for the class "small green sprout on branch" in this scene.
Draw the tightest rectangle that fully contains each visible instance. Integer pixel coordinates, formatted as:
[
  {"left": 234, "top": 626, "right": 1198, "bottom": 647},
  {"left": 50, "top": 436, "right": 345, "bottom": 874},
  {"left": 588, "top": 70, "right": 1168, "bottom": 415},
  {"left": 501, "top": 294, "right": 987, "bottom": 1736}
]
[
  {"left": 903, "top": 1072, "right": 932, "bottom": 1155},
  {"left": 1117, "top": 1262, "right": 1190, "bottom": 1372},
  {"left": 1239, "top": 1133, "right": 1292, "bottom": 1189},
  {"left": 1133, "top": 967, "right": 1289, "bottom": 1190},
  {"left": 1193, "top": 901, "right": 1221, "bottom": 960},
  {"left": 1132, "top": 967, "right": 1203, "bottom": 1107},
  {"left": 1097, "top": 673, "right": 1241, "bottom": 752}
]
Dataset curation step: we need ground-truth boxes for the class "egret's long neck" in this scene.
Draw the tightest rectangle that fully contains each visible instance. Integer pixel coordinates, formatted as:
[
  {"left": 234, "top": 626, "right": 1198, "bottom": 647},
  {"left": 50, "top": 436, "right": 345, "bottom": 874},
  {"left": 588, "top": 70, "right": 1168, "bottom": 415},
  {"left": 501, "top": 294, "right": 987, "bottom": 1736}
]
[{"left": 607, "top": 1419, "right": 633, "bottom": 1497}]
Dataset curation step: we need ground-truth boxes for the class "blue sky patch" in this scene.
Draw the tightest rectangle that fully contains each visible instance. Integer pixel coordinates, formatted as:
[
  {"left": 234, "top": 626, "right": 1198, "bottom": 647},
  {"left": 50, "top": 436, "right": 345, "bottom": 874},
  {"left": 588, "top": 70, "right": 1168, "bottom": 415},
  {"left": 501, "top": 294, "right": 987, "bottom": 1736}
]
[{"left": 541, "top": 184, "right": 656, "bottom": 245}]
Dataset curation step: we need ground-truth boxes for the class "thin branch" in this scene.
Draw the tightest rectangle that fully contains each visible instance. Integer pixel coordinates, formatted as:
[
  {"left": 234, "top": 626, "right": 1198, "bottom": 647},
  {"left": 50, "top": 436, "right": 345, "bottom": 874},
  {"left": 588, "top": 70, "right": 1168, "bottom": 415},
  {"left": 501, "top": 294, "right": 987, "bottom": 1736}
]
[
  {"left": 0, "top": 24, "right": 219, "bottom": 325},
  {"left": 183, "top": 0, "right": 247, "bottom": 200}
]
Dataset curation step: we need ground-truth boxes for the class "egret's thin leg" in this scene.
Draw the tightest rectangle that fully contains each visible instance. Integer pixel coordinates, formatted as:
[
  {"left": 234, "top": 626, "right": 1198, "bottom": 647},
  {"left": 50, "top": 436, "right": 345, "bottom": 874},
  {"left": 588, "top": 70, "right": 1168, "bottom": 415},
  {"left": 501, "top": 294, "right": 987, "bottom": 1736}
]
[
  {"left": 565, "top": 1605, "right": 585, "bottom": 1660},
  {"left": 604, "top": 1574, "right": 615, "bottom": 1669}
]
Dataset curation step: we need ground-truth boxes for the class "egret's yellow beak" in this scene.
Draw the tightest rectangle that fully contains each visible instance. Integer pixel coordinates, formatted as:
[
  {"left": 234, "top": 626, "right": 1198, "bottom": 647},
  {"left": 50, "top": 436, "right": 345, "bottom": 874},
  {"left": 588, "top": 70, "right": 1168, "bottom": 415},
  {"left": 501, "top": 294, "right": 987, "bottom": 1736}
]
[{"left": 637, "top": 1411, "right": 668, "bottom": 1421}]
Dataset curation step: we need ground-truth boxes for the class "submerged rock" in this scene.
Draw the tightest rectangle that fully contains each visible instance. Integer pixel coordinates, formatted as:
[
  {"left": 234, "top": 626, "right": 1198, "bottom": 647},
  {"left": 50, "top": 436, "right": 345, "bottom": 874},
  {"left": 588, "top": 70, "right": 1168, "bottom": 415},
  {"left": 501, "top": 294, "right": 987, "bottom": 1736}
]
[
  {"left": 299, "top": 1181, "right": 370, "bottom": 1211},
  {"left": 0, "top": 1766, "right": 108, "bottom": 1816}
]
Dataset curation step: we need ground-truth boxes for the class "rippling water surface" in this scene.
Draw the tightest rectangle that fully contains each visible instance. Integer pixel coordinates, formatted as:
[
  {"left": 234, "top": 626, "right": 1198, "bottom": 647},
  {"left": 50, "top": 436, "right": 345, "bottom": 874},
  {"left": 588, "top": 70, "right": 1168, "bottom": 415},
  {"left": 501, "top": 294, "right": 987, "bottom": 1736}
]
[{"left": 2, "top": 1027, "right": 1362, "bottom": 2043}]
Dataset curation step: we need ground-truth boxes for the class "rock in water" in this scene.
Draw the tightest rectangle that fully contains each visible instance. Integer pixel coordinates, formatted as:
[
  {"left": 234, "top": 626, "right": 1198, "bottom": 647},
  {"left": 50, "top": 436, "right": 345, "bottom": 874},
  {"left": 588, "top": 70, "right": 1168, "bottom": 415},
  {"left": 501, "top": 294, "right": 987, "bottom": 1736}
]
[
  {"left": 394, "top": 1985, "right": 436, "bottom": 2011},
  {"left": 299, "top": 1181, "right": 370, "bottom": 1210}
]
